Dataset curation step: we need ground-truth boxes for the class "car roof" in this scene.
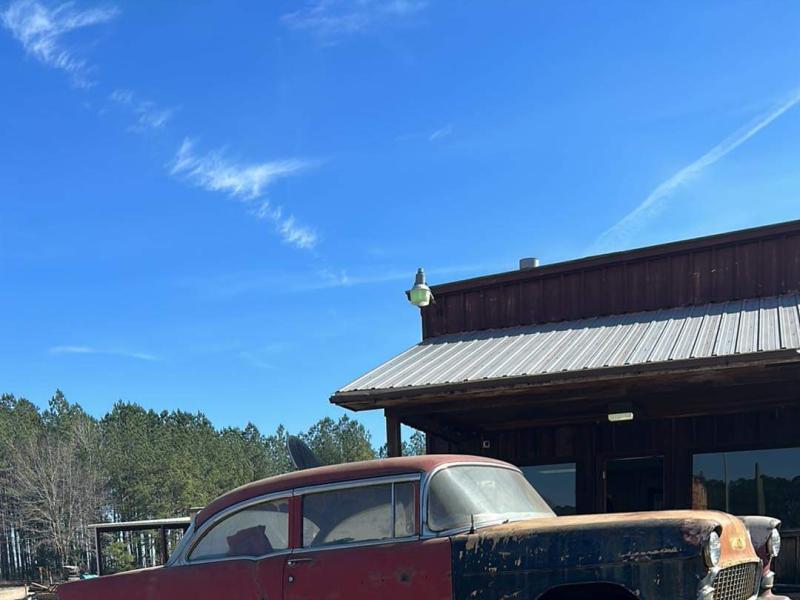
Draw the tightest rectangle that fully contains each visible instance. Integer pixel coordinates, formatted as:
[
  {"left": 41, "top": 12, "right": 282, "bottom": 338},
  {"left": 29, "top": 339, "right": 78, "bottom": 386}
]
[{"left": 195, "top": 454, "right": 509, "bottom": 528}]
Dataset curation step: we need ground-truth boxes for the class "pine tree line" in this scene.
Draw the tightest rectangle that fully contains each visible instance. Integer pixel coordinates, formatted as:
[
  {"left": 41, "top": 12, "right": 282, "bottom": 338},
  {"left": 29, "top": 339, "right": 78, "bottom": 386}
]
[{"left": 0, "top": 391, "right": 424, "bottom": 582}]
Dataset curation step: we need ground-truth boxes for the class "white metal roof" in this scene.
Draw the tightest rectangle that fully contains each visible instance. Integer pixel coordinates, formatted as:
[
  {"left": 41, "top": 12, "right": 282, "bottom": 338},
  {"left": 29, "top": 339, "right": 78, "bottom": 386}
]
[{"left": 337, "top": 293, "right": 800, "bottom": 395}]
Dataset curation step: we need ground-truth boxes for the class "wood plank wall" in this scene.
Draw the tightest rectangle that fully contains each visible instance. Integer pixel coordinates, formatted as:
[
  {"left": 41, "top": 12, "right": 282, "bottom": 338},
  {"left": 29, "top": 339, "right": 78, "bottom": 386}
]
[{"left": 422, "top": 228, "right": 800, "bottom": 339}]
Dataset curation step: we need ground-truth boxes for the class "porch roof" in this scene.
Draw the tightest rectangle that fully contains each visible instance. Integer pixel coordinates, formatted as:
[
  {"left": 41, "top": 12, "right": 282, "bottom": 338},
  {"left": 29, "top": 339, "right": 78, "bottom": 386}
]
[{"left": 333, "top": 293, "right": 800, "bottom": 409}]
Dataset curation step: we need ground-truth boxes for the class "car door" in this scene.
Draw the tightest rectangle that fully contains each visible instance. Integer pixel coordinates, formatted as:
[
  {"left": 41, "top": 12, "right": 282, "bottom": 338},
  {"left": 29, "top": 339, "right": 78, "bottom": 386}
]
[
  {"left": 173, "top": 495, "right": 291, "bottom": 600},
  {"left": 283, "top": 478, "right": 451, "bottom": 600}
]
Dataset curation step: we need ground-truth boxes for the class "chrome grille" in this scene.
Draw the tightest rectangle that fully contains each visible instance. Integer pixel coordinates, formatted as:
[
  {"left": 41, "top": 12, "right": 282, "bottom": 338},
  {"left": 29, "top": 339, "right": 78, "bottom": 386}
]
[{"left": 713, "top": 562, "right": 759, "bottom": 600}]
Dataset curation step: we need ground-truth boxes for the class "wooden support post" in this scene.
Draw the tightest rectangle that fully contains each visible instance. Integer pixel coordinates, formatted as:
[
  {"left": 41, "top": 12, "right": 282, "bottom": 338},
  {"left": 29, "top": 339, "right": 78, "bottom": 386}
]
[
  {"left": 94, "top": 527, "right": 103, "bottom": 576},
  {"left": 159, "top": 526, "right": 168, "bottom": 565},
  {"left": 386, "top": 410, "right": 402, "bottom": 457}
]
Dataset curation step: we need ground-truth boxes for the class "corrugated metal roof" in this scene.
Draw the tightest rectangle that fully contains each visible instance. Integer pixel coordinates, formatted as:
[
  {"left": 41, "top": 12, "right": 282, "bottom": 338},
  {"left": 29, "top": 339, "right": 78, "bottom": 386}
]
[{"left": 337, "top": 293, "right": 800, "bottom": 395}]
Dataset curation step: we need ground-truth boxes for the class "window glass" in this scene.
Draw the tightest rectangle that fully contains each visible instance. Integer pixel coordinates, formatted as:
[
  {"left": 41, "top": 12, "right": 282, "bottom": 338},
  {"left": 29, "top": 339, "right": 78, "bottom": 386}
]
[
  {"left": 427, "top": 466, "right": 554, "bottom": 532},
  {"left": 521, "top": 464, "right": 577, "bottom": 516},
  {"left": 693, "top": 448, "right": 800, "bottom": 528},
  {"left": 605, "top": 456, "right": 664, "bottom": 513},
  {"left": 302, "top": 481, "right": 418, "bottom": 547},
  {"left": 394, "top": 482, "right": 416, "bottom": 537},
  {"left": 189, "top": 499, "right": 289, "bottom": 561}
]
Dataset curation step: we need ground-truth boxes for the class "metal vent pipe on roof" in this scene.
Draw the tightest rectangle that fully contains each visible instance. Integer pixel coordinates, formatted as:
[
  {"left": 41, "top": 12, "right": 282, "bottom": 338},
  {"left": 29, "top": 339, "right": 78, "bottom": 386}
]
[{"left": 519, "top": 257, "right": 540, "bottom": 270}]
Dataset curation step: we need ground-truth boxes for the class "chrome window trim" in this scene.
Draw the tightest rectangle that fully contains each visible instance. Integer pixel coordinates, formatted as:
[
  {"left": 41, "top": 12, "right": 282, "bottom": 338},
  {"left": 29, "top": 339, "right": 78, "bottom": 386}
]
[
  {"left": 173, "top": 491, "right": 291, "bottom": 566},
  {"left": 292, "top": 534, "right": 420, "bottom": 555},
  {"left": 165, "top": 519, "right": 195, "bottom": 567},
  {"left": 173, "top": 548, "right": 293, "bottom": 568},
  {"left": 293, "top": 473, "right": 421, "bottom": 497},
  {"left": 419, "top": 461, "right": 540, "bottom": 538}
]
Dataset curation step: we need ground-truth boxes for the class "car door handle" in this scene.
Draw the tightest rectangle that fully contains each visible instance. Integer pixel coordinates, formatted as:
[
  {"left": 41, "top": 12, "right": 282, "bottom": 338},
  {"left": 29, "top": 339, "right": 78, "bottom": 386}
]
[{"left": 287, "top": 558, "right": 314, "bottom": 567}]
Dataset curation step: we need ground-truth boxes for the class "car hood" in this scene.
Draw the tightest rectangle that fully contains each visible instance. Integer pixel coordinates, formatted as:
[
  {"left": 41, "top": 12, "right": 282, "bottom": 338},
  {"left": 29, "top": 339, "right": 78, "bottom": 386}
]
[{"left": 456, "top": 509, "right": 758, "bottom": 569}]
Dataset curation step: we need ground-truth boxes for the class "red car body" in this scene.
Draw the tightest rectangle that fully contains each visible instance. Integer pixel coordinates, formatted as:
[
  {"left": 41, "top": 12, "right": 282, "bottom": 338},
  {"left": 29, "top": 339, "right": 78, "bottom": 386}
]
[{"left": 58, "top": 454, "right": 769, "bottom": 600}]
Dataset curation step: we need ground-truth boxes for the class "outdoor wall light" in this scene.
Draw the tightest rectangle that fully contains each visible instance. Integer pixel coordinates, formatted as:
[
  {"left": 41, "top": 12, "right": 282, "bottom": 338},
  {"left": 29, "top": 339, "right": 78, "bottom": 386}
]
[
  {"left": 406, "top": 268, "right": 434, "bottom": 308},
  {"left": 607, "top": 402, "right": 635, "bottom": 422}
]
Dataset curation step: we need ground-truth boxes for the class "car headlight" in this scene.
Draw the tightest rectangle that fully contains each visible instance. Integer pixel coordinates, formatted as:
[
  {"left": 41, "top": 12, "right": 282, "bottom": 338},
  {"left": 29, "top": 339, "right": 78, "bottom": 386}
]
[
  {"left": 768, "top": 528, "right": 781, "bottom": 558},
  {"left": 705, "top": 531, "right": 722, "bottom": 568}
]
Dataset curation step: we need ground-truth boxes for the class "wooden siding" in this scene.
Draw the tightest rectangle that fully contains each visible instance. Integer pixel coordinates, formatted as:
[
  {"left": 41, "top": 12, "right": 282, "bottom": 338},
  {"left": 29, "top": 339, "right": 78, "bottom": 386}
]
[{"left": 422, "top": 224, "right": 800, "bottom": 339}]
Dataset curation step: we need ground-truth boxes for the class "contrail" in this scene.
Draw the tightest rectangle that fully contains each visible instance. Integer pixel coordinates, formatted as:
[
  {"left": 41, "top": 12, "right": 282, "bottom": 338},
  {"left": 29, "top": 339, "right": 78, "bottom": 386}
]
[{"left": 594, "top": 89, "right": 800, "bottom": 252}]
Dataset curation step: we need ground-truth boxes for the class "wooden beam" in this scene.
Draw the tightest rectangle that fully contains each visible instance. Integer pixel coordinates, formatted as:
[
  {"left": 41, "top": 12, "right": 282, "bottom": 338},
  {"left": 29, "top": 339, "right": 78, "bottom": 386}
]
[
  {"left": 385, "top": 410, "right": 402, "bottom": 457},
  {"left": 400, "top": 414, "right": 474, "bottom": 445},
  {"left": 159, "top": 526, "right": 168, "bottom": 566},
  {"left": 94, "top": 526, "right": 102, "bottom": 576}
]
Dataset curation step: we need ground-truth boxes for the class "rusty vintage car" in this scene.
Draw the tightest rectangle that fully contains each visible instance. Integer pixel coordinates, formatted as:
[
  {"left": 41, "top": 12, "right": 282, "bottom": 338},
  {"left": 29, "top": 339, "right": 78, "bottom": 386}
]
[{"left": 58, "top": 455, "right": 780, "bottom": 600}]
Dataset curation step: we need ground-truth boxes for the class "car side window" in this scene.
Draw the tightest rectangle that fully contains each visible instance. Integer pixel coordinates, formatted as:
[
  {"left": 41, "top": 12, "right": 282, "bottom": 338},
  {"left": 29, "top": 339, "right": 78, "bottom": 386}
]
[
  {"left": 189, "top": 498, "right": 289, "bottom": 562},
  {"left": 302, "top": 481, "right": 416, "bottom": 548}
]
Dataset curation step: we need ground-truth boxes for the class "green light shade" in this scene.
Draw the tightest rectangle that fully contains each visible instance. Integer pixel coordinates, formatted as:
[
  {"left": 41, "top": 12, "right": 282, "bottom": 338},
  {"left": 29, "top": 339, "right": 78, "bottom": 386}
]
[{"left": 410, "top": 287, "right": 431, "bottom": 306}]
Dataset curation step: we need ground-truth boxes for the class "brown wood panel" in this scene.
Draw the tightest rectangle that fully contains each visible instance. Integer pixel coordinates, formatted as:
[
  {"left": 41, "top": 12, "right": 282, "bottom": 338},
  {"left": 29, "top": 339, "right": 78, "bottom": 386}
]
[
  {"left": 583, "top": 268, "right": 606, "bottom": 316},
  {"left": 736, "top": 242, "right": 761, "bottom": 298},
  {"left": 562, "top": 272, "right": 584, "bottom": 320},
  {"left": 625, "top": 262, "right": 647, "bottom": 313},
  {"left": 761, "top": 237, "right": 781, "bottom": 296},
  {"left": 423, "top": 302, "right": 445, "bottom": 338},
  {"left": 503, "top": 284, "right": 521, "bottom": 328},
  {"left": 421, "top": 224, "right": 800, "bottom": 339},
  {"left": 444, "top": 293, "right": 465, "bottom": 334},
  {"left": 775, "top": 530, "right": 800, "bottom": 585},
  {"left": 485, "top": 287, "right": 502, "bottom": 329},
  {"left": 605, "top": 265, "right": 626, "bottom": 315},
  {"left": 520, "top": 280, "right": 543, "bottom": 326},
  {"left": 542, "top": 276, "right": 562, "bottom": 322},
  {"left": 464, "top": 290, "right": 484, "bottom": 331},
  {"left": 646, "top": 257, "right": 671, "bottom": 310},
  {"left": 712, "top": 245, "right": 736, "bottom": 302},
  {"left": 555, "top": 426, "right": 574, "bottom": 458},
  {"left": 784, "top": 233, "right": 800, "bottom": 292},
  {"left": 691, "top": 250, "right": 712, "bottom": 304},
  {"left": 671, "top": 254, "right": 691, "bottom": 306}
]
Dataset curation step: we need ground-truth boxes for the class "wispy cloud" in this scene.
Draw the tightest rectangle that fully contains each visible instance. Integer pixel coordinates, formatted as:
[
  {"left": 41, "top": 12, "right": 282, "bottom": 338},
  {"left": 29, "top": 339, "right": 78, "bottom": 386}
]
[
  {"left": 396, "top": 123, "right": 454, "bottom": 143},
  {"left": 428, "top": 124, "right": 453, "bottom": 142},
  {"left": 110, "top": 88, "right": 174, "bottom": 132},
  {"left": 179, "top": 263, "right": 505, "bottom": 300},
  {"left": 171, "top": 139, "right": 307, "bottom": 200},
  {"left": 595, "top": 89, "right": 800, "bottom": 251},
  {"left": 1, "top": 0, "right": 118, "bottom": 87},
  {"left": 4, "top": 3, "right": 316, "bottom": 253},
  {"left": 170, "top": 139, "right": 317, "bottom": 249},
  {"left": 283, "top": 0, "right": 426, "bottom": 37},
  {"left": 49, "top": 345, "right": 158, "bottom": 361}
]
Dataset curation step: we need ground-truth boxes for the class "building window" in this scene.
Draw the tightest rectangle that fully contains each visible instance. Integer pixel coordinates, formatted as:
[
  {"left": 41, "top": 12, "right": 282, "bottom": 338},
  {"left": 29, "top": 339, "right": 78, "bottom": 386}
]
[
  {"left": 521, "top": 463, "right": 577, "bottom": 515},
  {"left": 693, "top": 448, "right": 800, "bottom": 528}
]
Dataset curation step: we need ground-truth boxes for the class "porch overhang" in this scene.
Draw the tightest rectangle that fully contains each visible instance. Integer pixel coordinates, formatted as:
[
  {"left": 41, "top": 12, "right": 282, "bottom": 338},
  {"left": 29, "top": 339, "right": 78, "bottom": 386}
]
[{"left": 332, "top": 294, "right": 800, "bottom": 417}]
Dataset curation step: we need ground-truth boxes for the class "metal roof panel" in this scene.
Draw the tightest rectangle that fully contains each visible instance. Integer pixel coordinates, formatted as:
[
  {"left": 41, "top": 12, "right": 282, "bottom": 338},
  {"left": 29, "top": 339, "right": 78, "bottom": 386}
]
[{"left": 337, "top": 293, "right": 800, "bottom": 394}]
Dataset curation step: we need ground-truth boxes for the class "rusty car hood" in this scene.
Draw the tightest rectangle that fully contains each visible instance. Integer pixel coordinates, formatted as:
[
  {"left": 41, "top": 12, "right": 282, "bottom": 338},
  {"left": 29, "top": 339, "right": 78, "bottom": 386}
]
[{"left": 460, "top": 509, "right": 758, "bottom": 568}]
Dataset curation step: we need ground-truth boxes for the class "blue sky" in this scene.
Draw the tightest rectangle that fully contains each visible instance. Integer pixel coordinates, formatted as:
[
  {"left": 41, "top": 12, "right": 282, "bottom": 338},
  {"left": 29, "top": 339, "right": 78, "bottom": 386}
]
[{"left": 2, "top": 0, "right": 800, "bottom": 445}]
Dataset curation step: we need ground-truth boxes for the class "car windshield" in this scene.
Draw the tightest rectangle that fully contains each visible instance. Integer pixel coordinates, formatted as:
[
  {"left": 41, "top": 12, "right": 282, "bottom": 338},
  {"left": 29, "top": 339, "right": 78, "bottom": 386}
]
[{"left": 427, "top": 465, "right": 555, "bottom": 532}]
